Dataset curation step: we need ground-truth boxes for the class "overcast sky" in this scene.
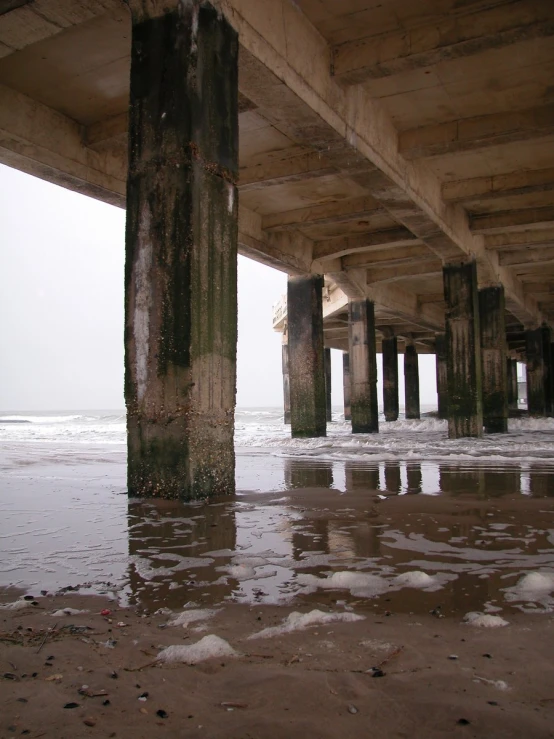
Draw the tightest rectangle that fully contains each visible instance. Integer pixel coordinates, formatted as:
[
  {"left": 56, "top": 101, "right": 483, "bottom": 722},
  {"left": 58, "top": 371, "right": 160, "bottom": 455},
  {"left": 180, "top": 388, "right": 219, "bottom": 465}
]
[{"left": 0, "top": 164, "right": 437, "bottom": 410}]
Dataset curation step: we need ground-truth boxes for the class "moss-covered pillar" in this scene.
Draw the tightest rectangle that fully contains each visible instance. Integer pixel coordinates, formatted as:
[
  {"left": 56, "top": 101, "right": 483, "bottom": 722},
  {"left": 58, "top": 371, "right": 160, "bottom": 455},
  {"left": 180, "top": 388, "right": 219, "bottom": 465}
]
[
  {"left": 382, "top": 335, "right": 399, "bottom": 422},
  {"left": 526, "top": 327, "right": 546, "bottom": 416},
  {"left": 287, "top": 275, "right": 326, "bottom": 438},
  {"left": 324, "top": 348, "right": 332, "bottom": 422},
  {"left": 435, "top": 333, "right": 448, "bottom": 419},
  {"left": 348, "top": 299, "right": 379, "bottom": 433},
  {"left": 282, "top": 330, "right": 291, "bottom": 424},
  {"left": 542, "top": 326, "right": 553, "bottom": 417},
  {"left": 479, "top": 286, "right": 508, "bottom": 434},
  {"left": 507, "top": 358, "right": 518, "bottom": 412},
  {"left": 342, "top": 352, "right": 351, "bottom": 421},
  {"left": 125, "top": 2, "right": 238, "bottom": 499},
  {"left": 404, "top": 342, "right": 420, "bottom": 420},
  {"left": 443, "top": 261, "right": 483, "bottom": 438}
]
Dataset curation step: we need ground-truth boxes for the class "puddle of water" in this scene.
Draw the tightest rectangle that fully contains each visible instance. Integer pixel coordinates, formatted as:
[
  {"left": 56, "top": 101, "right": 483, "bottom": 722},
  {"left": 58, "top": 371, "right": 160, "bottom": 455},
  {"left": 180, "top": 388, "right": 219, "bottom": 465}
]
[{"left": 2, "top": 445, "right": 554, "bottom": 619}]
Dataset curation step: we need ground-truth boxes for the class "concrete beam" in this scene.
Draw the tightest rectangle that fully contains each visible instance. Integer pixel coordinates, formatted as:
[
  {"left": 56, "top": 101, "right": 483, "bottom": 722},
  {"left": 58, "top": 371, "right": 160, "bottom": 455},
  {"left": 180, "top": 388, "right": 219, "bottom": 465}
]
[
  {"left": 400, "top": 104, "right": 554, "bottom": 160},
  {"left": 313, "top": 228, "right": 418, "bottom": 261},
  {"left": 471, "top": 206, "right": 554, "bottom": 234},
  {"left": 342, "top": 244, "right": 433, "bottom": 270},
  {"left": 443, "top": 167, "right": 554, "bottom": 205},
  {"left": 239, "top": 148, "right": 336, "bottom": 191},
  {"left": 484, "top": 228, "right": 554, "bottom": 251},
  {"left": 85, "top": 112, "right": 128, "bottom": 150},
  {"left": 366, "top": 260, "right": 443, "bottom": 284},
  {"left": 0, "top": 0, "right": 122, "bottom": 56},
  {"left": 262, "top": 196, "right": 384, "bottom": 232},
  {"left": 332, "top": 2, "right": 554, "bottom": 84},
  {"left": 498, "top": 246, "right": 554, "bottom": 267},
  {"left": 218, "top": 0, "right": 543, "bottom": 327}
]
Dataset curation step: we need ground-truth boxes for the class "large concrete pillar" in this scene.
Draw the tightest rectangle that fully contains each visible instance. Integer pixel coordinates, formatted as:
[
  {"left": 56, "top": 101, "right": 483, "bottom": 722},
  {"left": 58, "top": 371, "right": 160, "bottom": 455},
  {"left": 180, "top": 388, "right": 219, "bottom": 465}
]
[
  {"left": 507, "top": 358, "right": 518, "bottom": 412},
  {"left": 542, "top": 327, "right": 553, "bottom": 416},
  {"left": 443, "top": 261, "right": 483, "bottom": 438},
  {"left": 526, "top": 327, "right": 546, "bottom": 416},
  {"left": 404, "top": 342, "right": 420, "bottom": 420},
  {"left": 325, "top": 348, "right": 332, "bottom": 422},
  {"left": 342, "top": 352, "right": 351, "bottom": 421},
  {"left": 382, "top": 335, "right": 399, "bottom": 422},
  {"left": 282, "top": 331, "right": 291, "bottom": 424},
  {"left": 348, "top": 299, "right": 379, "bottom": 433},
  {"left": 287, "top": 275, "right": 326, "bottom": 437},
  {"left": 435, "top": 333, "right": 448, "bottom": 419},
  {"left": 125, "top": 3, "right": 238, "bottom": 499},
  {"left": 479, "top": 286, "right": 508, "bottom": 434}
]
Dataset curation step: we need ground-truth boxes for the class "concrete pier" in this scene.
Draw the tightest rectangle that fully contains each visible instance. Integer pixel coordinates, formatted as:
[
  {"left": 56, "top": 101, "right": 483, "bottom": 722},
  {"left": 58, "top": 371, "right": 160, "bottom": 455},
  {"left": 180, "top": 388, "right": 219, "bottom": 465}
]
[
  {"left": 507, "top": 358, "right": 518, "bottom": 412},
  {"left": 325, "top": 348, "right": 332, "bottom": 422},
  {"left": 125, "top": 4, "right": 238, "bottom": 499},
  {"left": 435, "top": 334, "right": 448, "bottom": 420},
  {"left": 287, "top": 276, "right": 326, "bottom": 438},
  {"left": 443, "top": 261, "right": 483, "bottom": 438},
  {"left": 542, "top": 326, "right": 553, "bottom": 417},
  {"left": 382, "top": 335, "right": 399, "bottom": 422},
  {"left": 479, "top": 286, "right": 508, "bottom": 433},
  {"left": 348, "top": 299, "right": 379, "bottom": 433},
  {"left": 526, "top": 328, "right": 546, "bottom": 416},
  {"left": 342, "top": 353, "right": 352, "bottom": 421},
  {"left": 282, "top": 333, "right": 291, "bottom": 424},
  {"left": 404, "top": 342, "right": 420, "bottom": 420}
]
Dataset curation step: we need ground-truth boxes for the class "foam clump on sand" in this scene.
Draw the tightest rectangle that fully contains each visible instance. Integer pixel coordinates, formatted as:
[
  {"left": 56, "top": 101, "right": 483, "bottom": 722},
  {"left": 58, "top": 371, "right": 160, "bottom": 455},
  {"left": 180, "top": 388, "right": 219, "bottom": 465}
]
[
  {"left": 464, "top": 612, "right": 509, "bottom": 628},
  {"left": 0, "top": 600, "right": 34, "bottom": 611},
  {"left": 168, "top": 608, "right": 219, "bottom": 628},
  {"left": 505, "top": 572, "right": 554, "bottom": 609},
  {"left": 248, "top": 609, "right": 364, "bottom": 640},
  {"left": 51, "top": 608, "right": 89, "bottom": 616},
  {"left": 157, "top": 635, "right": 238, "bottom": 664},
  {"left": 298, "top": 569, "right": 442, "bottom": 598}
]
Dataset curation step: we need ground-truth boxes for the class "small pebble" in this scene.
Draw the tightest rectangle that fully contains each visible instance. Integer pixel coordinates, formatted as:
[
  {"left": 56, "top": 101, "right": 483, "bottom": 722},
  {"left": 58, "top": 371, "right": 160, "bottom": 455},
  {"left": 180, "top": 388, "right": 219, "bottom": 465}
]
[
  {"left": 457, "top": 718, "right": 471, "bottom": 726},
  {"left": 64, "top": 702, "right": 80, "bottom": 709},
  {"left": 448, "top": 655, "right": 459, "bottom": 660},
  {"left": 348, "top": 705, "right": 358, "bottom": 714},
  {"left": 156, "top": 709, "right": 168, "bottom": 719},
  {"left": 84, "top": 718, "right": 96, "bottom": 727}
]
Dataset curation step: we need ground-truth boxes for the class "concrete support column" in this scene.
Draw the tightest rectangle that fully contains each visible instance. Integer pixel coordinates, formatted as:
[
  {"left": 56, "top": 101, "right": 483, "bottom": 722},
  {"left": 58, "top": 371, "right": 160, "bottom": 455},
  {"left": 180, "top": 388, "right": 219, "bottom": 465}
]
[
  {"left": 282, "top": 330, "right": 291, "bottom": 424},
  {"left": 526, "top": 328, "right": 546, "bottom": 416},
  {"left": 542, "top": 326, "right": 553, "bottom": 416},
  {"left": 348, "top": 299, "right": 379, "bottom": 433},
  {"left": 404, "top": 342, "right": 420, "bottom": 420},
  {"left": 435, "top": 333, "right": 448, "bottom": 419},
  {"left": 443, "top": 261, "right": 483, "bottom": 438},
  {"left": 479, "top": 286, "right": 508, "bottom": 434},
  {"left": 287, "top": 275, "right": 326, "bottom": 438},
  {"left": 125, "top": 3, "right": 238, "bottom": 499},
  {"left": 342, "top": 352, "right": 351, "bottom": 421},
  {"left": 325, "top": 348, "right": 332, "bottom": 422},
  {"left": 507, "top": 358, "right": 518, "bottom": 412},
  {"left": 382, "top": 335, "right": 399, "bottom": 422}
]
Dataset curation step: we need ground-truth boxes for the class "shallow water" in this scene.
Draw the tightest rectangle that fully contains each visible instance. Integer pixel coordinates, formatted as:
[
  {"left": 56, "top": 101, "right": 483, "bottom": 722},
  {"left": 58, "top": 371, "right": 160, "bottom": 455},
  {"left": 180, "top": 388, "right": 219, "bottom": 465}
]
[{"left": 1, "top": 436, "right": 554, "bottom": 619}]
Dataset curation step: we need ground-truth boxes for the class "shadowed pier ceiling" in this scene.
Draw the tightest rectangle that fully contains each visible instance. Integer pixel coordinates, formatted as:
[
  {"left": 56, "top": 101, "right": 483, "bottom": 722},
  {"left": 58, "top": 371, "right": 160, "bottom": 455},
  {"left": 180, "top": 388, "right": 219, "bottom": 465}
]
[{"left": 0, "top": 0, "right": 553, "bottom": 355}]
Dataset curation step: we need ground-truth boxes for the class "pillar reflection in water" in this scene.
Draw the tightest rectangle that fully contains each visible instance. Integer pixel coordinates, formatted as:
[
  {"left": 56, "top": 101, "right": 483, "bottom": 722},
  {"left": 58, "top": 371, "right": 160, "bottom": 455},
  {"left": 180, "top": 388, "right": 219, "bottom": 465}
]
[
  {"left": 127, "top": 498, "right": 237, "bottom": 610},
  {"left": 384, "top": 462, "right": 402, "bottom": 495},
  {"left": 344, "top": 463, "right": 380, "bottom": 491},
  {"left": 284, "top": 459, "right": 334, "bottom": 489},
  {"left": 406, "top": 463, "right": 423, "bottom": 494},
  {"left": 529, "top": 467, "right": 554, "bottom": 497}
]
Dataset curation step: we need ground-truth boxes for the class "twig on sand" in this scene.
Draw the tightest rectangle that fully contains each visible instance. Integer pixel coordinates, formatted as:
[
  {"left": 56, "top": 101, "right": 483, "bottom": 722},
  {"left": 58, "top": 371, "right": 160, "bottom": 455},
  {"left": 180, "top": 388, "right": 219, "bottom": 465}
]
[
  {"left": 124, "top": 659, "right": 160, "bottom": 672},
  {"left": 374, "top": 645, "right": 404, "bottom": 669},
  {"left": 37, "top": 622, "right": 58, "bottom": 654}
]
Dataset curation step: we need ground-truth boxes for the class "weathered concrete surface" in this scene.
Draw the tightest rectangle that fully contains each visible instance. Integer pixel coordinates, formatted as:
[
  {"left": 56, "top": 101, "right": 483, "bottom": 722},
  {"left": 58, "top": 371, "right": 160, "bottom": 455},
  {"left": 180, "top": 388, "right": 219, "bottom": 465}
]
[
  {"left": 348, "top": 299, "right": 379, "bottom": 434},
  {"left": 282, "top": 336, "right": 291, "bottom": 424},
  {"left": 479, "top": 286, "right": 508, "bottom": 434},
  {"left": 287, "top": 275, "right": 326, "bottom": 438},
  {"left": 542, "top": 326, "right": 553, "bottom": 417},
  {"left": 125, "top": 4, "right": 238, "bottom": 499},
  {"left": 382, "top": 335, "right": 399, "bottom": 422},
  {"left": 507, "top": 358, "right": 518, "bottom": 412},
  {"left": 342, "top": 351, "right": 351, "bottom": 421},
  {"left": 435, "top": 333, "right": 448, "bottom": 420},
  {"left": 526, "top": 328, "right": 545, "bottom": 416},
  {"left": 324, "top": 347, "right": 332, "bottom": 422},
  {"left": 404, "top": 342, "right": 420, "bottom": 420},
  {"left": 443, "top": 261, "right": 483, "bottom": 439}
]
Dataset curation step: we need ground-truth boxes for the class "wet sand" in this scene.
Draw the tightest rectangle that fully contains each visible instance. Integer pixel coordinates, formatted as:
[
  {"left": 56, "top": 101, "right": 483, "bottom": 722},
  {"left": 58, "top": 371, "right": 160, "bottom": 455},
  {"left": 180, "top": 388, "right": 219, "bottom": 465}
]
[
  {"left": 2, "top": 590, "right": 554, "bottom": 738},
  {"left": 2, "top": 441, "right": 554, "bottom": 736}
]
